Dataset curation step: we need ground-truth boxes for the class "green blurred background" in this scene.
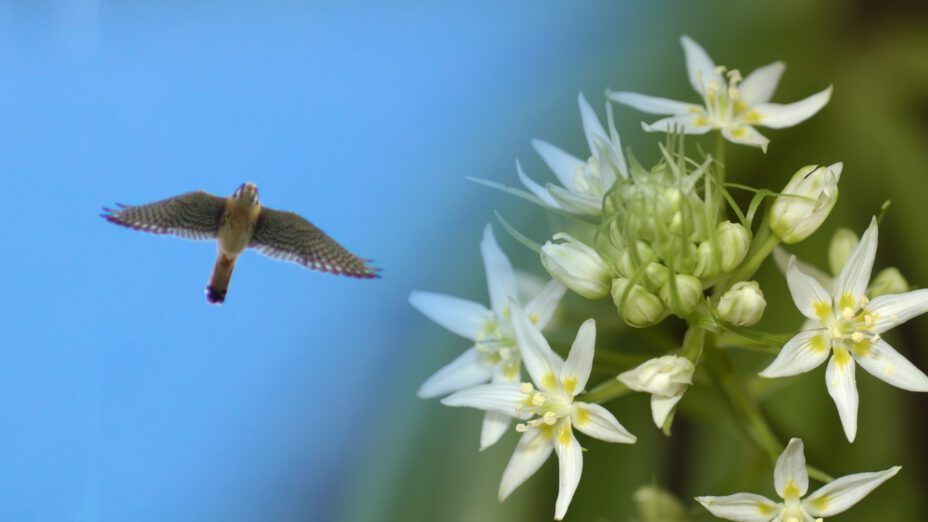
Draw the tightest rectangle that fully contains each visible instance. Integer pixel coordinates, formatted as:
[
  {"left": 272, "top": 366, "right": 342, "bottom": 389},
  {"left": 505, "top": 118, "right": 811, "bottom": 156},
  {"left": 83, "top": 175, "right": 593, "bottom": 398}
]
[{"left": 339, "top": 1, "right": 928, "bottom": 520}]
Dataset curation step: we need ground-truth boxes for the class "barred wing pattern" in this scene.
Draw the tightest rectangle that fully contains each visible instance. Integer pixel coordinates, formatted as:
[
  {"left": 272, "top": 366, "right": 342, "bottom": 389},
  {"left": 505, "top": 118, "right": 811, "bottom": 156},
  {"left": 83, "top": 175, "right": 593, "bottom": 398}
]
[
  {"left": 102, "top": 191, "right": 226, "bottom": 240},
  {"left": 249, "top": 208, "right": 378, "bottom": 278}
]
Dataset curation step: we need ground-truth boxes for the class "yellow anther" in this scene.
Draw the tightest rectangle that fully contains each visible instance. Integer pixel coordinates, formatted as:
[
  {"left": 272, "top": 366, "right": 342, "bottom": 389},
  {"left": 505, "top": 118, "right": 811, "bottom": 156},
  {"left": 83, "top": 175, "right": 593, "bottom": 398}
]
[
  {"left": 543, "top": 411, "right": 557, "bottom": 426},
  {"left": 531, "top": 393, "right": 546, "bottom": 407},
  {"left": 515, "top": 423, "right": 528, "bottom": 433},
  {"left": 519, "top": 383, "right": 534, "bottom": 394},
  {"left": 714, "top": 65, "right": 727, "bottom": 75},
  {"left": 851, "top": 332, "right": 864, "bottom": 343},
  {"left": 842, "top": 307, "right": 855, "bottom": 320}
]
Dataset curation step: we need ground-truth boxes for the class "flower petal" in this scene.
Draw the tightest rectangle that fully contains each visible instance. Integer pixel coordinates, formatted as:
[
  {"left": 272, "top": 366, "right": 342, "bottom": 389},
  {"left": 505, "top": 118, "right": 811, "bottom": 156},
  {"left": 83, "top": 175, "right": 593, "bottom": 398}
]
[
  {"left": 754, "top": 85, "right": 832, "bottom": 128},
  {"left": 650, "top": 393, "right": 684, "bottom": 429},
  {"left": 417, "top": 347, "right": 493, "bottom": 398},
  {"left": 680, "top": 35, "right": 722, "bottom": 96},
  {"left": 826, "top": 349, "right": 859, "bottom": 442},
  {"left": 642, "top": 113, "right": 713, "bottom": 134},
  {"left": 578, "top": 92, "right": 608, "bottom": 154},
  {"left": 759, "top": 330, "right": 831, "bottom": 378},
  {"left": 740, "top": 61, "right": 785, "bottom": 105},
  {"left": 511, "top": 303, "right": 563, "bottom": 390},
  {"left": 786, "top": 256, "right": 833, "bottom": 322},
  {"left": 604, "top": 102, "right": 628, "bottom": 179},
  {"left": 561, "top": 319, "right": 596, "bottom": 396},
  {"left": 855, "top": 339, "right": 928, "bottom": 392},
  {"left": 498, "top": 428, "right": 554, "bottom": 502},
  {"left": 606, "top": 90, "right": 696, "bottom": 115},
  {"left": 409, "top": 291, "right": 489, "bottom": 341},
  {"left": 772, "top": 247, "right": 834, "bottom": 294},
  {"left": 571, "top": 402, "right": 636, "bottom": 443},
  {"left": 546, "top": 183, "right": 603, "bottom": 215},
  {"left": 524, "top": 279, "right": 567, "bottom": 330},
  {"left": 440, "top": 382, "right": 524, "bottom": 416},
  {"left": 553, "top": 424, "right": 583, "bottom": 521},
  {"left": 868, "top": 288, "right": 928, "bottom": 334},
  {"left": 774, "top": 438, "right": 809, "bottom": 498},
  {"left": 481, "top": 224, "right": 518, "bottom": 316},
  {"left": 833, "top": 217, "right": 878, "bottom": 309},
  {"left": 480, "top": 410, "right": 512, "bottom": 451},
  {"left": 695, "top": 493, "right": 781, "bottom": 522},
  {"left": 531, "top": 139, "right": 584, "bottom": 189},
  {"left": 722, "top": 125, "right": 770, "bottom": 152},
  {"left": 516, "top": 159, "right": 561, "bottom": 208},
  {"left": 803, "top": 466, "right": 901, "bottom": 517}
]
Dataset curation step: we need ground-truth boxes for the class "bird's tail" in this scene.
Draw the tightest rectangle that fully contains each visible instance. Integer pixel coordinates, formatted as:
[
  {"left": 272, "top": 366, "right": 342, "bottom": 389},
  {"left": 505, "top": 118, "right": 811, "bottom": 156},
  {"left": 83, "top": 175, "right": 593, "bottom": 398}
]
[{"left": 206, "top": 253, "right": 236, "bottom": 304}]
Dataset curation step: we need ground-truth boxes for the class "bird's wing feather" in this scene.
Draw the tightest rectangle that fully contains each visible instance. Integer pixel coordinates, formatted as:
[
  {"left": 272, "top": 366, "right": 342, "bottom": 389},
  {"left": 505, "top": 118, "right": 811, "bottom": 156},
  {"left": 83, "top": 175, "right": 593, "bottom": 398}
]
[
  {"left": 102, "top": 191, "right": 226, "bottom": 240},
  {"left": 248, "top": 207, "right": 379, "bottom": 278}
]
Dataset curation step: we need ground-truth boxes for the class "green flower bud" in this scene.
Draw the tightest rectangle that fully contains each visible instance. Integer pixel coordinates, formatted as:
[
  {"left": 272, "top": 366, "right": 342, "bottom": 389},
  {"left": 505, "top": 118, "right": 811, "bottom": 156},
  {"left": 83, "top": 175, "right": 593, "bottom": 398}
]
[
  {"left": 612, "top": 277, "right": 666, "bottom": 327},
  {"left": 644, "top": 262, "right": 670, "bottom": 291},
  {"left": 540, "top": 233, "right": 612, "bottom": 299},
  {"left": 769, "top": 162, "right": 842, "bottom": 244},
  {"left": 828, "top": 228, "right": 859, "bottom": 276},
  {"left": 717, "top": 221, "right": 751, "bottom": 272},
  {"left": 717, "top": 281, "right": 767, "bottom": 326},
  {"left": 868, "top": 267, "right": 909, "bottom": 298},
  {"left": 693, "top": 241, "right": 719, "bottom": 280},
  {"left": 633, "top": 485, "right": 687, "bottom": 522},
  {"left": 616, "top": 240, "right": 655, "bottom": 278},
  {"left": 659, "top": 274, "right": 703, "bottom": 316}
]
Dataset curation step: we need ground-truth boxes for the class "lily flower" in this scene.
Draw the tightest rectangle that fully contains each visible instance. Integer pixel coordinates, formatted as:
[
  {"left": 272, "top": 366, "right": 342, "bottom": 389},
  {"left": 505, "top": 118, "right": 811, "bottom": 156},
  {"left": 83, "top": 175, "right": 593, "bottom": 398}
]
[
  {"left": 519, "top": 92, "right": 628, "bottom": 215},
  {"left": 442, "top": 307, "right": 636, "bottom": 520},
  {"left": 608, "top": 35, "right": 832, "bottom": 152},
  {"left": 761, "top": 218, "right": 928, "bottom": 442},
  {"left": 410, "top": 225, "right": 566, "bottom": 449},
  {"left": 698, "top": 438, "right": 900, "bottom": 521}
]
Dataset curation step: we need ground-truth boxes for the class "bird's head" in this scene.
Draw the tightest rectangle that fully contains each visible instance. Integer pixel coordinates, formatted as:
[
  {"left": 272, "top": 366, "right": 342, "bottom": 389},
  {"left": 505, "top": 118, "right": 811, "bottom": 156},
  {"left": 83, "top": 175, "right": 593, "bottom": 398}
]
[{"left": 233, "top": 182, "right": 260, "bottom": 207}]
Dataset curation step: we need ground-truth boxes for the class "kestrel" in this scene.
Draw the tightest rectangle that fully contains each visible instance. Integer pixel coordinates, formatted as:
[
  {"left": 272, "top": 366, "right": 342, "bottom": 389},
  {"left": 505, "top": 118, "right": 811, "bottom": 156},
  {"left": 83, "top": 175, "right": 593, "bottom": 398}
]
[{"left": 102, "top": 183, "right": 378, "bottom": 304}]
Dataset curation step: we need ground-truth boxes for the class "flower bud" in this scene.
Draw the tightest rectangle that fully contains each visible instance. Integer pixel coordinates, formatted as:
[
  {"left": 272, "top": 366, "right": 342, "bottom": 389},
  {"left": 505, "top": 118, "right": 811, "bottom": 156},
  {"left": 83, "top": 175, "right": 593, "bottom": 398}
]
[
  {"left": 633, "top": 486, "right": 686, "bottom": 522},
  {"left": 828, "top": 228, "right": 859, "bottom": 276},
  {"left": 644, "top": 262, "right": 670, "bottom": 291},
  {"left": 769, "top": 162, "right": 842, "bottom": 244},
  {"left": 540, "top": 233, "right": 612, "bottom": 299},
  {"left": 617, "top": 355, "right": 694, "bottom": 397},
  {"left": 616, "top": 240, "right": 655, "bottom": 278},
  {"left": 612, "top": 277, "right": 666, "bottom": 327},
  {"left": 659, "top": 274, "right": 703, "bottom": 316},
  {"left": 868, "top": 267, "right": 909, "bottom": 298},
  {"left": 717, "top": 281, "right": 767, "bottom": 326},
  {"left": 717, "top": 221, "right": 751, "bottom": 272},
  {"left": 693, "top": 241, "right": 719, "bottom": 280}
]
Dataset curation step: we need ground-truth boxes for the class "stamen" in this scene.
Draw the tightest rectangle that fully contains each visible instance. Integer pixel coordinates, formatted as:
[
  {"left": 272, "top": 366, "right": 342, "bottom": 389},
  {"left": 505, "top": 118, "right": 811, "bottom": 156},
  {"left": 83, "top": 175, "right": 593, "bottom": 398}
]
[
  {"left": 515, "top": 423, "right": 528, "bottom": 433},
  {"left": 520, "top": 383, "right": 534, "bottom": 394},
  {"left": 531, "top": 392, "right": 546, "bottom": 407},
  {"left": 542, "top": 411, "right": 557, "bottom": 426}
]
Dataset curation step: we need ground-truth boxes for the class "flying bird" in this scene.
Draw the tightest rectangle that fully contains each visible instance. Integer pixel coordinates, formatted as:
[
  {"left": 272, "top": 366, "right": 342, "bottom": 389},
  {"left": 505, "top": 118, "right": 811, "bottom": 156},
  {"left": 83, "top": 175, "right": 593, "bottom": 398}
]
[{"left": 102, "top": 183, "right": 378, "bottom": 304}]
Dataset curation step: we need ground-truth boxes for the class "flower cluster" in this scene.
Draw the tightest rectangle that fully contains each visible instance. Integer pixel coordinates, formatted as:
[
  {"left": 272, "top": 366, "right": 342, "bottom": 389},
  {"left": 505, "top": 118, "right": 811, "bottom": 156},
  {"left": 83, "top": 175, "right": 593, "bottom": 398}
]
[{"left": 412, "top": 36, "right": 922, "bottom": 520}]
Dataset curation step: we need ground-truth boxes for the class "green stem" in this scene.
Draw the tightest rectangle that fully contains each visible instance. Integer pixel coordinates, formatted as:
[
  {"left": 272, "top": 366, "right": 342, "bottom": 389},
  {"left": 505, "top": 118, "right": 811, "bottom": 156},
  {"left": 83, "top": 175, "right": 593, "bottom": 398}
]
[
  {"left": 577, "top": 379, "right": 630, "bottom": 404},
  {"left": 715, "top": 133, "right": 726, "bottom": 184}
]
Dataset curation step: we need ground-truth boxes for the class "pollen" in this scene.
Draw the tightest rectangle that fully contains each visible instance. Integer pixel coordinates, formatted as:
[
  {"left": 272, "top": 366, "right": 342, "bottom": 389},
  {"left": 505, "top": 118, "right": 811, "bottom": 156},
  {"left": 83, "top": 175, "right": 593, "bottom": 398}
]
[
  {"left": 531, "top": 392, "right": 547, "bottom": 407},
  {"left": 520, "top": 383, "right": 534, "bottom": 394},
  {"left": 543, "top": 411, "right": 557, "bottom": 426},
  {"left": 515, "top": 423, "right": 528, "bottom": 433}
]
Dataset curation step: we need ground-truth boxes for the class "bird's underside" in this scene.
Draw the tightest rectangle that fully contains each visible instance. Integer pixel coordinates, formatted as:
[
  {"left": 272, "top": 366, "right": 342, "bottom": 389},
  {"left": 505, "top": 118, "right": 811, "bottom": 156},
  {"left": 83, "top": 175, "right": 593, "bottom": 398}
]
[{"left": 102, "top": 186, "right": 379, "bottom": 304}]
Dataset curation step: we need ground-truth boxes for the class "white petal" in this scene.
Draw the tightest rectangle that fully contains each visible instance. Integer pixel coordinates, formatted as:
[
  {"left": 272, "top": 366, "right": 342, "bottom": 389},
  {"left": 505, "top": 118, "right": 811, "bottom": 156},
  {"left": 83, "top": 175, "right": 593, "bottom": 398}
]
[
  {"left": 561, "top": 319, "right": 596, "bottom": 396},
  {"left": 759, "top": 330, "right": 831, "bottom": 378},
  {"left": 481, "top": 225, "right": 518, "bottom": 316},
  {"left": 833, "top": 217, "right": 877, "bottom": 308},
  {"left": 786, "top": 256, "right": 833, "bottom": 322},
  {"left": 571, "top": 402, "right": 636, "bottom": 443},
  {"left": 480, "top": 410, "right": 512, "bottom": 450},
  {"left": 740, "top": 61, "right": 786, "bottom": 105},
  {"left": 417, "top": 347, "right": 493, "bottom": 398},
  {"left": 868, "top": 288, "right": 928, "bottom": 334},
  {"left": 546, "top": 183, "right": 603, "bottom": 215},
  {"left": 604, "top": 101, "right": 628, "bottom": 179},
  {"left": 855, "top": 339, "right": 928, "bottom": 392},
  {"left": 440, "top": 382, "right": 524, "bottom": 416},
  {"left": 409, "top": 291, "right": 489, "bottom": 341},
  {"left": 516, "top": 159, "right": 561, "bottom": 208},
  {"left": 721, "top": 125, "right": 769, "bottom": 153},
  {"left": 774, "top": 438, "right": 809, "bottom": 498},
  {"left": 825, "top": 350, "right": 859, "bottom": 442},
  {"left": 642, "top": 114, "right": 712, "bottom": 134},
  {"left": 553, "top": 425, "right": 583, "bottom": 521},
  {"left": 524, "top": 279, "right": 567, "bottom": 330},
  {"left": 680, "top": 35, "right": 722, "bottom": 96},
  {"left": 803, "top": 466, "right": 900, "bottom": 517},
  {"left": 606, "top": 91, "right": 696, "bottom": 115},
  {"left": 498, "top": 428, "right": 554, "bottom": 502},
  {"left": 772, "top": 247, "right": 834, "bottom": 294},
  {"left": 578, "top": 92, "right": 607, "bottom": 154},
  {"left": 531, "top": 139, "right": 584, "bottom": 189},
  {"left": 650, "top": 393, "right": 684, "bottom": 429},
  {"left": 755, "top": 86, "right": 832, "bottom": 129},
  {"left": 695, "top": 493, "right": 781, "bottom": 522},
  {"left": 511, "top": 303, "right": 563, "bottom": 390}
]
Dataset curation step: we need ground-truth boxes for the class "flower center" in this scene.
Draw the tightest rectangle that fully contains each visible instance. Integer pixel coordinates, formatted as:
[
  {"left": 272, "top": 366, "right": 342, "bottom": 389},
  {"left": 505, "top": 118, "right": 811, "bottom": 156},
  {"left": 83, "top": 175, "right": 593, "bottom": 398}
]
[
  {"left": 824, "top": 296, "right": 881, "bottom": 350},
  {"left": 514, "top": 383, "right": 571, "bottom": 432},
  {"left": 699, "top": 67, "right": 759, "bottom": 128}
]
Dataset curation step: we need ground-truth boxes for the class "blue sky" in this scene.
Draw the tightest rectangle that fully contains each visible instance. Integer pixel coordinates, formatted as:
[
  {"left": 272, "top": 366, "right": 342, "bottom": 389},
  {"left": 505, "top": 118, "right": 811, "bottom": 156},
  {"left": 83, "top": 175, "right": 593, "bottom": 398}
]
[{"left": 0, "top": 1, "right": 655, "bottom": 520}]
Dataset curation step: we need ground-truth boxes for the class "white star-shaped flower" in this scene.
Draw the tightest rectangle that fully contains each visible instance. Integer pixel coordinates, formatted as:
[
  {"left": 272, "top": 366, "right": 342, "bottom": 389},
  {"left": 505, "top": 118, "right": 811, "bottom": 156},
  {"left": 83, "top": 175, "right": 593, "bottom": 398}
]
[
  {"left": 442, "top": 307, "right": 636, "bottom": 520},
  {"left": 697, "top": 438, "right": 900, "bottom": 521},
  {"left": 410, "top": 224, "right": 567, "bottom": 449},
  {"left": 519, "top": 92, "right": 628, "bottom": 215},
  {"left": 608, "top": 35, "right": 832, "bottom": 152},
  {"left": 761, "top": 217, "right": 928, "bottom": 441}
]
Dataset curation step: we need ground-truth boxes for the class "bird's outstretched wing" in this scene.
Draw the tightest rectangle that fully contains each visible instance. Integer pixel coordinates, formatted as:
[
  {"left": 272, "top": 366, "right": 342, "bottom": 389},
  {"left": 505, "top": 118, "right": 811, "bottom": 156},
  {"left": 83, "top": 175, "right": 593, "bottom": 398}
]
[
  {"left": 102, "top": 191, "right": 226, "bottom": 240},
  {"left": 248, "top": 208, "right": 379, "bottom": 278}
]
